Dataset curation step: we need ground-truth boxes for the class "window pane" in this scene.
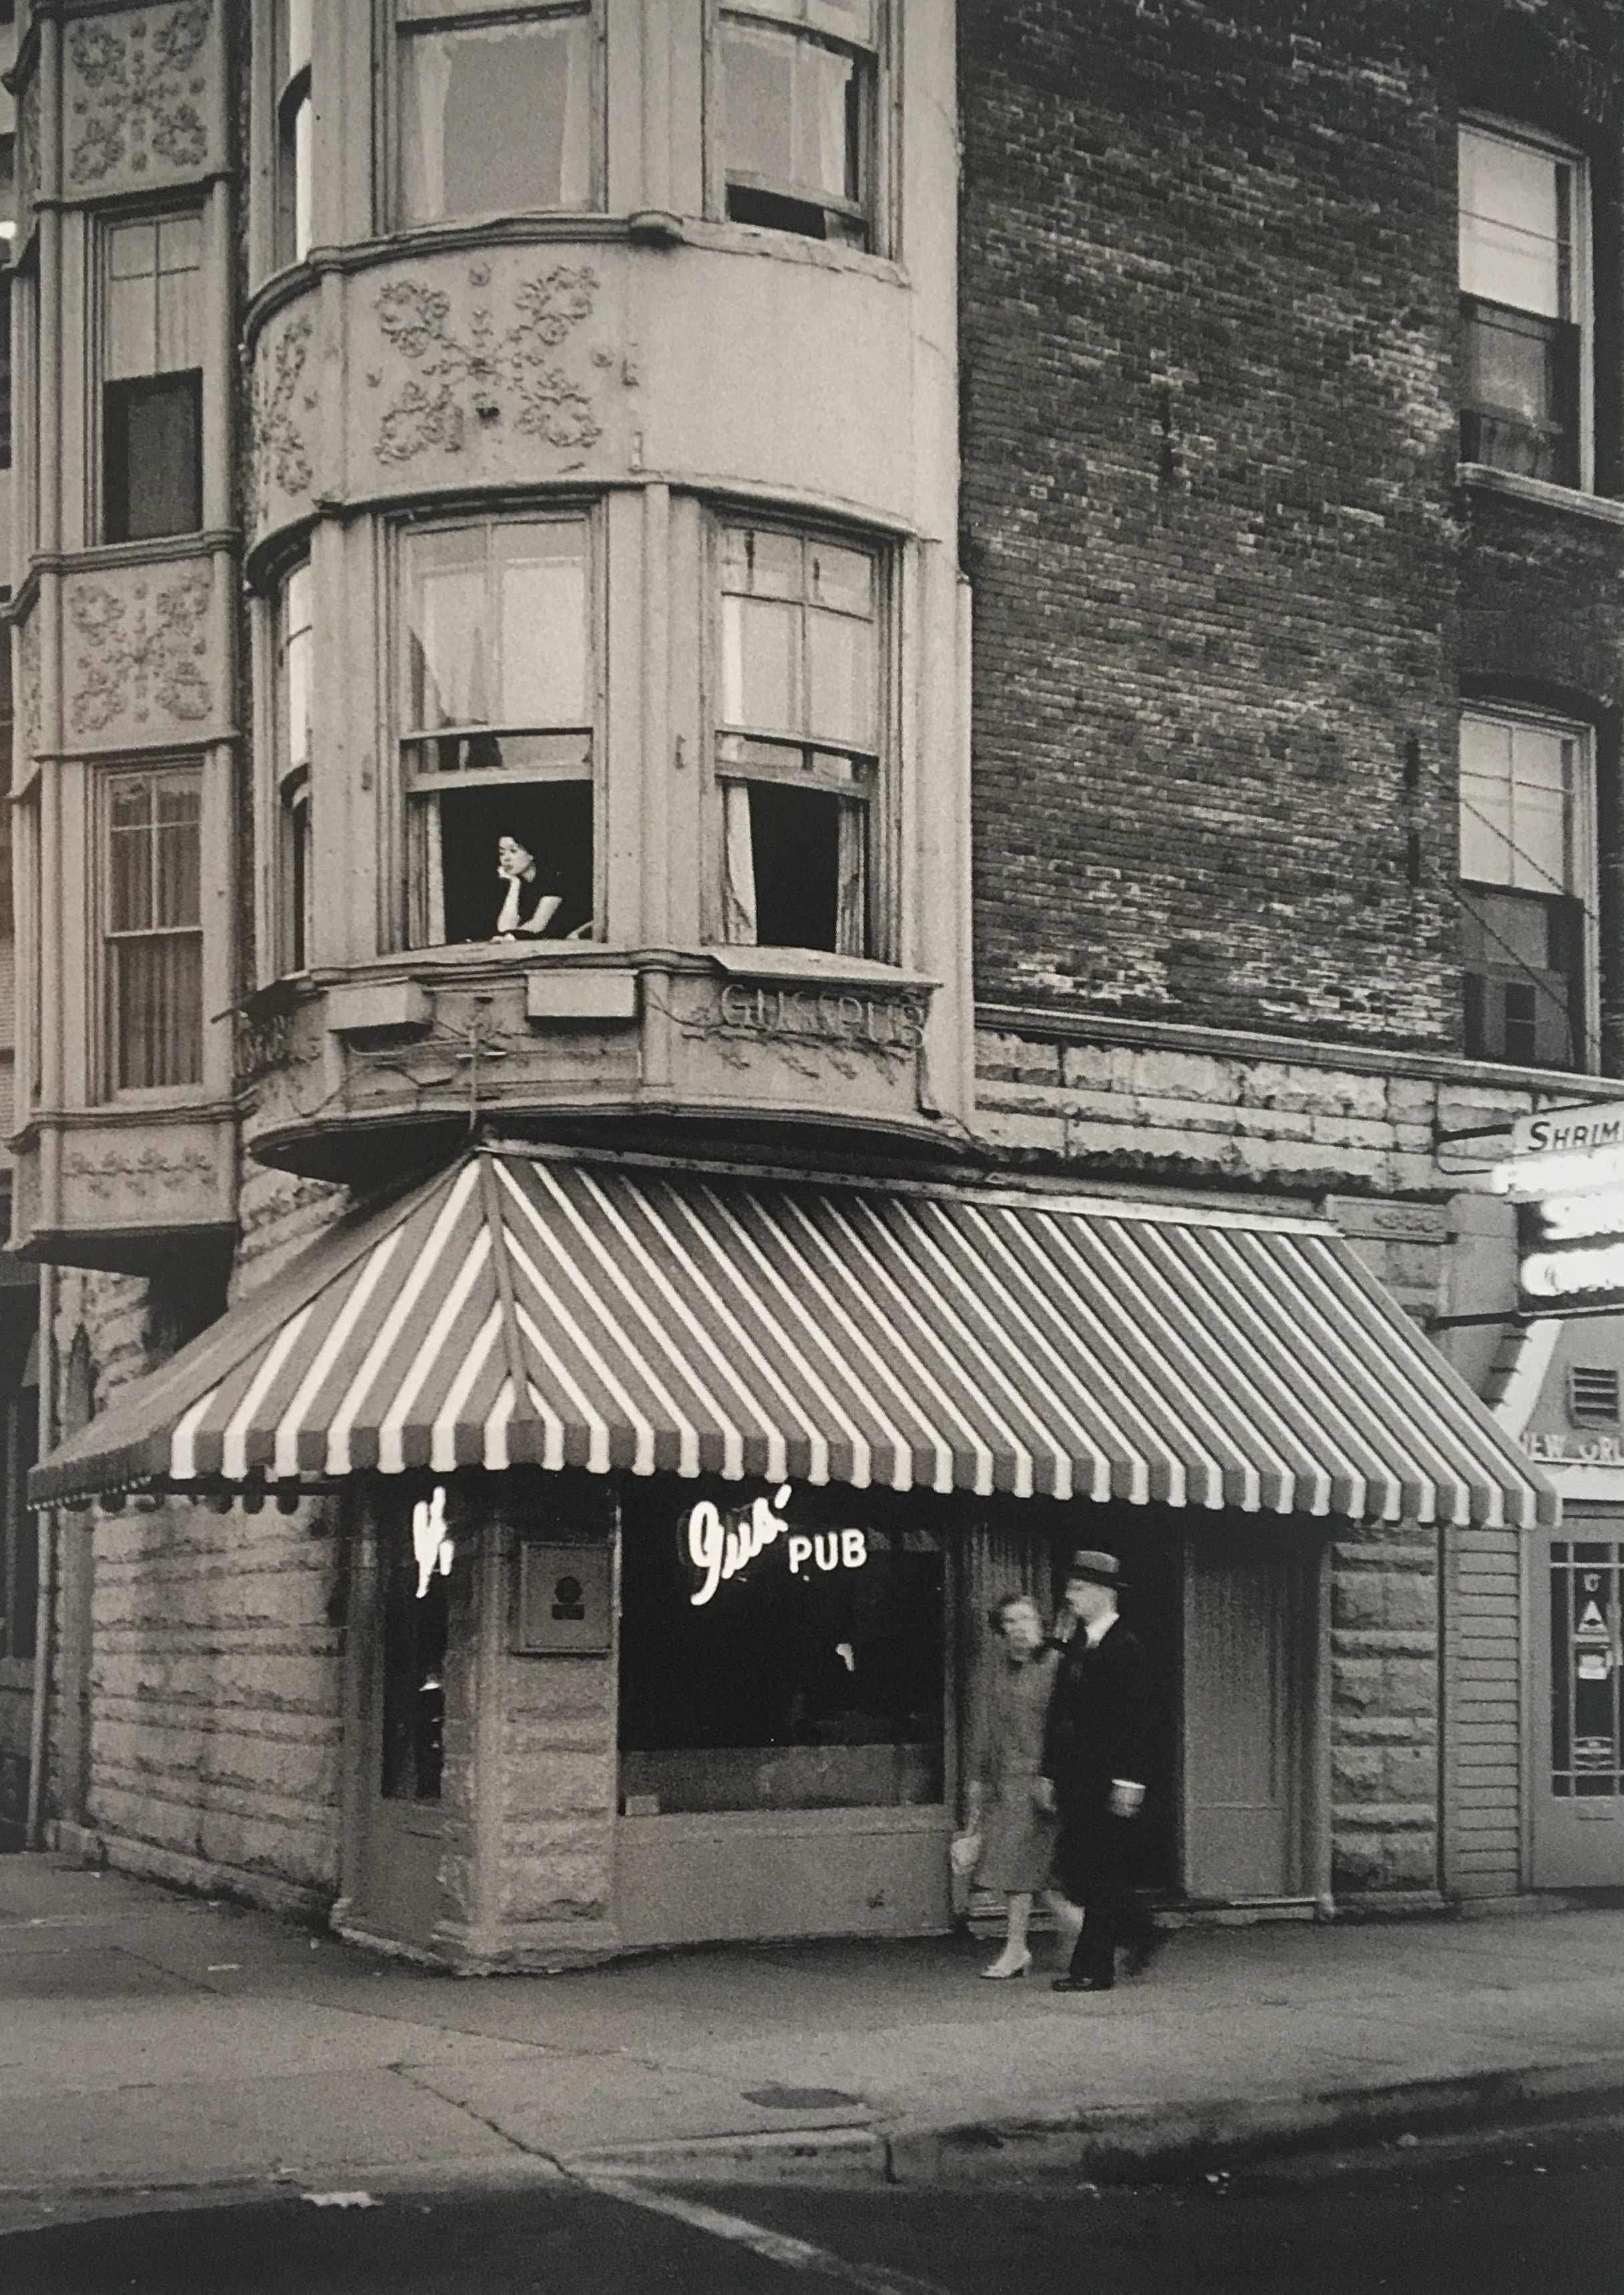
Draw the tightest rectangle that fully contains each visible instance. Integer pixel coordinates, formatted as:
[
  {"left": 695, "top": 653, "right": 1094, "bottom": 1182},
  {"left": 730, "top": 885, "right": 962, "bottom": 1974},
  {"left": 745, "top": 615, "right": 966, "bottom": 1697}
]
[
  {"left": 105, "top": 373, "right": 202, "bottom": 543},
  {"left": 811, "top": 541, "right": 872, "bottom": 616},
  {"left": 807, "top": 0, "right": 875, "bottom": 39},
  {"left": 1512, "top": 726, "right": 1570, "bottom": 894},
  {"left": 286, "top": 0, "right": 313, "bottom": 77},
  {"left": 400, "top": 19, "right": 591, "bottom": 224},
  {"left": 406, "top": 530, "right": 487, "bottom": 729},
  {"left": 808, "top": 604, "right": 874, "bottom": 749},
  {"left": 154, "top": 777, "right": 201, "bottom": 928},
  {"left": 723, "top": 594, "right": 797, "bottom": 731},
  {"left": 497, "top": 522, "right": 588, "bottom": 725},
  {"left": 106, "top": 221, "right": 158, "bottom": 379},
  {"left": 154, "top": 215, "right": 202, "bottom": 371},
  {"left": 1460, "top": 713, "right": 1514, "bottom": 886},
  {"left": 109, "top": 778, "right": 156, "bottom": 933},
  {"left": 283, "top": 564, "right": 313, "bottom": 771},
  {"left": 723, "top": 23, "right": 797, "bottom": 188},
  {"left": 115, "top": 934, "right": 202, "bottom": 1089},
  {"left": 723, "top": 525, "right": 803, "bottom": 600},
  {"left": 1460, "top": 128, "right": 1568, "bottom": 317},
  {"left": 795, "top": 36, "right": 859, "bottom": 202}
]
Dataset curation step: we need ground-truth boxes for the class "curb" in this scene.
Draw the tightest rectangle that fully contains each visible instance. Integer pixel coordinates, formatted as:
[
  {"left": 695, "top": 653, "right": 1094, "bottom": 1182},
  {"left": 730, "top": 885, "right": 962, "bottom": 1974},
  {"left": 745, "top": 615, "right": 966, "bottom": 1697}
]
[{"left": 564, "top": 2055, "right": 1624, "bottom": 2189}]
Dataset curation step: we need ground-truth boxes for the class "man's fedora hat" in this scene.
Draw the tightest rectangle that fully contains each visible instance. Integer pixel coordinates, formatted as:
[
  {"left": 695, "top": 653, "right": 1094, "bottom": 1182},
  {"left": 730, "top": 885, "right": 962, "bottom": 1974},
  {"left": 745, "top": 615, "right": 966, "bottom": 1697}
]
[{"left": 1064, "top": 1548, "right": 1126, "bottom": 1589}]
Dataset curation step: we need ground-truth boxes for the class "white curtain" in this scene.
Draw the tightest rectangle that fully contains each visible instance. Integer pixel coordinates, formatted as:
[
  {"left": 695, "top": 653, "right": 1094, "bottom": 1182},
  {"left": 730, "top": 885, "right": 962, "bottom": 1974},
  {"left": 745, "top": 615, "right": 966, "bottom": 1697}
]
[{"left": 723, "top": 783, "right": 759, "bottom": 944}]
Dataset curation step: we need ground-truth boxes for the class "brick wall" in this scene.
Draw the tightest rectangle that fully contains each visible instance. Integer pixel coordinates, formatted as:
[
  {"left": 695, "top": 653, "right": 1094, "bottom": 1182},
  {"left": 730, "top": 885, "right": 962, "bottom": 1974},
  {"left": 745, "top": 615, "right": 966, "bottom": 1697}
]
[{"left": 960, "top": 0, "right": 1624, "bottom": 1052}]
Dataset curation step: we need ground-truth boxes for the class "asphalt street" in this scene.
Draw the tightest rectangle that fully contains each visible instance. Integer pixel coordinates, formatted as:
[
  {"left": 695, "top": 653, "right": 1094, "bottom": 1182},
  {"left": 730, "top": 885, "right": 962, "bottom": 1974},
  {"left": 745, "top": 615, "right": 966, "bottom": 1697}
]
[{"left": 5, "top": 2117, "right": 1624, "bottom": 2294}]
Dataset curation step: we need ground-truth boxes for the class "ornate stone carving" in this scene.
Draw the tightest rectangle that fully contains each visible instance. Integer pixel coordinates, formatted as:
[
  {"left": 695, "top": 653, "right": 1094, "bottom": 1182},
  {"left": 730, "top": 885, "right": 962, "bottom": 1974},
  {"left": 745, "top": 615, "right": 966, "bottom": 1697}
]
[
  {"left": 67, "top": 3, "right": 212, "bottom": 185},
  {"left": 253, "top": 313, "right": 316, "bottom": 528},
  {"left": 17, "top": 68, "right": 41, "bottom": 216},
  {"left": 69, "top": 566, "right": 213, "bottom": 736},
  {"left": 15, "top": 617, "right": 41, "bottom": 776},
  {"left": 372, "top": 265, "right": 601, "bottom": 462},
  {"left": 63, "top": 1142, "right": 218, "bottom": 1200}
]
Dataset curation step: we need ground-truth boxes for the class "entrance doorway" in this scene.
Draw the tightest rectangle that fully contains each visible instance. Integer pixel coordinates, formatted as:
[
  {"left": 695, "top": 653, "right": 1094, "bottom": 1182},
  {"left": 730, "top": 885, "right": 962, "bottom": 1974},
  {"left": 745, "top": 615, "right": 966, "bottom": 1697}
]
[
  {"left": 1182, "top": 1530, "right": 1315, "bottom": 1900},
  {"left": 353, "top": 1517, "right": 450, "bottom": 1948},
  {"left": 1533, "top": 1529, "right": 1624, "bottom": 1888}
]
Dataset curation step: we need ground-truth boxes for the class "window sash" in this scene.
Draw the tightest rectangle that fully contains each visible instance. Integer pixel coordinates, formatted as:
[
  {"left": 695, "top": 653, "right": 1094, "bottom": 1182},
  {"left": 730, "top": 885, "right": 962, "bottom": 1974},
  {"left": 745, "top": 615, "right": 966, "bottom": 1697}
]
[
  {"left": 1460, "top": 124, "right": 1573, "bottom": 320},
  {"left": 104, "top": 212, "right": 202, "bottom": 381},
  {"left": 402, "top": 515, "right": 592, "bottom": 741},
  {"left": 106, "top": 769, "right": 204, "bottom": 1091},
  {"left": 397, "top": 6, "right": 594, "bottom": 226},
  {"left": 721, "top": 18, "right": 867, "bottom": 208}
]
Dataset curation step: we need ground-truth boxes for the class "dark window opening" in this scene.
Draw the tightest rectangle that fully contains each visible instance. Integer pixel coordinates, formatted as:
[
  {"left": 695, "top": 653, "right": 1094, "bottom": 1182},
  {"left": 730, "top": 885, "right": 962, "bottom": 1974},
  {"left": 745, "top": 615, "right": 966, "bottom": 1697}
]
[
  {"left": 1460, "top": 299, "right": 1580, "bottom": 487},
  {"left": 0, "top": 273, "right": 13, "bottom": 478},
  {"left": 425, "top": 778, "right": 593, "bottom": 947},
  {"left": 618, "top": 1480, "right": 944, "bottom": 1815},
  {"left": 733, "top": 780, "right": 843, "bottom": 951},
  {"left": 1460, "top": 888, "right": 1583, "bottom": 1069},
  {"left": 104, "top": 371, "right": 202, "bottom": 543},
  {"left": 381, "top": 1535, "right": 449, "bottom": 1803}
]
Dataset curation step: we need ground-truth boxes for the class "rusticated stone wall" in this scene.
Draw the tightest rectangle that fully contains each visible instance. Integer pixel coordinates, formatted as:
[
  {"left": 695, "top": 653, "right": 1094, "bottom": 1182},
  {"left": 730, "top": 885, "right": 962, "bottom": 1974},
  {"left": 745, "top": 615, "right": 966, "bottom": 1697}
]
[
  {"left": 1330, "top": 1532, "right": 1442, "bottom": 1898},
  {"left": 81, "top": 1495, "right": 343, "bottom": 1909}
]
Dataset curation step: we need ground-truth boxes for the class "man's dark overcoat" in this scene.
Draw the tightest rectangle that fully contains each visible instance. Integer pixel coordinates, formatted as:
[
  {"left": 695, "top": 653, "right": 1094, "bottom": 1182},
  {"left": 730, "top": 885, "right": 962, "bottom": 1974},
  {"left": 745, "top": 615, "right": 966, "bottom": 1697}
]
[{"left": 1041, "top": 1617, "right": 1151, "bottom": 1906}]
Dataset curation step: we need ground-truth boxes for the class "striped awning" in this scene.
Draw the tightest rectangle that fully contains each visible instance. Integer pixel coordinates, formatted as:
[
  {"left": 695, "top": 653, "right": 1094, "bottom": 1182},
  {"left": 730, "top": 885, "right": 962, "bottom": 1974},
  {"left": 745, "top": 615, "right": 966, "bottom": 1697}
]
[{"left": 32, "top": 1148, "right": 1556, "bottom": 1528}]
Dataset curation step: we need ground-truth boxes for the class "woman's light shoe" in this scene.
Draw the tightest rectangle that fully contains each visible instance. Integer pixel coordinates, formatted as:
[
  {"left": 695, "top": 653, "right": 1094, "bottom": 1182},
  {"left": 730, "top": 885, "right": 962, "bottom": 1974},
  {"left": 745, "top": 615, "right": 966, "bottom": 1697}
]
[{"left": 980, "top": 1947, "right": 1032, "bottom": 1980}]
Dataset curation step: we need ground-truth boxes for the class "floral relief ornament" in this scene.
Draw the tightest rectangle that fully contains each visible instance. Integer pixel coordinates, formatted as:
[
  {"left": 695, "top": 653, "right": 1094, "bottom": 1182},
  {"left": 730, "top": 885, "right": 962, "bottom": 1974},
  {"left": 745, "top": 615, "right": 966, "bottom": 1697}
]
[
  {"left": 69, "top": 567, "right": 213, "bottom": 736},
  {"left": 254, "top": 315, "right": 316, "bottom": 523},
  {"left": 69, "top": 3, "right": 211, "bottom": 184},
  {"left": 373, "top": 266, "right": 602, "bottom": 462}
]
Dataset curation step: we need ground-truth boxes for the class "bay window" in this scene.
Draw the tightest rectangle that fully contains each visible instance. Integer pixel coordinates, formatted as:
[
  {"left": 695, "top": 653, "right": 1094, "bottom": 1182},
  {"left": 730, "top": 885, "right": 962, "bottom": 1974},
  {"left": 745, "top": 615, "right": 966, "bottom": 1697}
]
[
  {"left": 396, "top": 1, "right": 594, "bottom": 228},
  {"left": 276, "top": 562, "right": 313, "bottom": 974},
  {"left": 1459, "top": 707, "right": 1595, "bottom": 1070},
  {"left": 717, "top": 0, "right": 878, "bottom": 247},
  {"left": 275, "top": 0, "right": 313, "bottom": 267},
  {"left": 400, "top": 514, "right": 594, "bottom": 948},
  {"left": 1459, "top": 120, "right": 1588, "bottom": 489},
  {"left": 717, "top": 522, "right": 879, "bottom": 955},
  {"left": 105, "top": 766, "right": 204, "bottom": 1093},
  {"left": 102, "top": 211, "right": 204, "bottom": 543}
]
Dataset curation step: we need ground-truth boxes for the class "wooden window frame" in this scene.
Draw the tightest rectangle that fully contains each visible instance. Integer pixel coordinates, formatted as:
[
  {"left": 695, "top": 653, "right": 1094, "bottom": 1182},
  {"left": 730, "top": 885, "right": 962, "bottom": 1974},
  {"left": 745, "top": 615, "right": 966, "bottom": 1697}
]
[{"left": 1458, "top": 115, "right": 1593, "bottom": 494}]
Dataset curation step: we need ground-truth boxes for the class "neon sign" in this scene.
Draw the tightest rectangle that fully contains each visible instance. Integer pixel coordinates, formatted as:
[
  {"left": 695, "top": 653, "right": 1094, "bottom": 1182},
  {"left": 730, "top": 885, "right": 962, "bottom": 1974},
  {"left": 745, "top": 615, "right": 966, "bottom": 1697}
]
[
  {"left": 684, "top": 1485, "right": 869, "bottom": 1606},
  {"left": 412, "top": 1484, "right": 455, "bottom": 1599}
]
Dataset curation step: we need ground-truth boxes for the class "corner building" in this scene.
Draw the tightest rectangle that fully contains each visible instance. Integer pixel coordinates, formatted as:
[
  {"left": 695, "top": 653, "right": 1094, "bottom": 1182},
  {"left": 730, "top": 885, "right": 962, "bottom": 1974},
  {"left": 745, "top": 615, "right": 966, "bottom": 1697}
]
[{"left": 15, "top": 0, "right": 1561, "bottom": 1965}]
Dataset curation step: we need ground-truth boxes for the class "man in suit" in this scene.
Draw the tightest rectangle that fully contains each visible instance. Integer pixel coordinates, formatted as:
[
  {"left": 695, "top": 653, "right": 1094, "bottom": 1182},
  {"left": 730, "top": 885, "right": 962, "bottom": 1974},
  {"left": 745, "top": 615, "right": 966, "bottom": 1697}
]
[{"left": 1040, "top": 1548, "right": 1159, "bottom": 1993}]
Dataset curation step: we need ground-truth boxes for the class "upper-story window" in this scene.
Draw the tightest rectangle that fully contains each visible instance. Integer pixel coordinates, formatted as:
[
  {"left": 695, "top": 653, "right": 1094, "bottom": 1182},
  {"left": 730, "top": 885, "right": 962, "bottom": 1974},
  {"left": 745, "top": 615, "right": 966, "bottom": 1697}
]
[
  {"left": 717, "top": 522, "right": 880, "bottom": 955},
  {"left": 1459, "top": 706, "right": 1595, "bottom": 1070},
  {"left": 105, "top": 765, "right": 204, "bottom": 1092},
  {"left": 275, "top": 0, "right": 313, "bottom": 266},
  {"left": 396, "top": 0, "right": 594, "bottom": 228},
  {"left": 717, "top": 0, "right": 878, "bottom": 248},
  {"left": 102, "top": 212, "right": 203, "bottom": 543},
  {"left": 276, "top": 562, "right": 313, "bottom": 973},
  {"left": 400, "top": 513, "right": 595, "bottom": 948},
  {"left": 1459, "top": 120, "right": 1589, "bottom": 490}
]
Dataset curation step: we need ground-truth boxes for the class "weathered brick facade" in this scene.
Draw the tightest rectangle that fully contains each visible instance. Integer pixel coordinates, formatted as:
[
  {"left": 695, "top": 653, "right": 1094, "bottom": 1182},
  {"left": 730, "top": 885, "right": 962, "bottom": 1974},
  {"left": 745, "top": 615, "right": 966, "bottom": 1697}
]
[{"left": 958, "top": 0, "right": 1624, "bottom": 1906}]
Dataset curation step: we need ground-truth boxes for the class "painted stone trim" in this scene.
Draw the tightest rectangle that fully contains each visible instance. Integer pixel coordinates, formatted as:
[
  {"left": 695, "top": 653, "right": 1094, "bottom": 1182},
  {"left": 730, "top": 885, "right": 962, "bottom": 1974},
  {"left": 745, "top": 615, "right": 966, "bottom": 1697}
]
[
  {"left": 67, "top": 564, "right": 213, "bottom": 737},
  {"left": 252, "top": 313, "right": 316, "bottom": 532},
  {"left": 15, "top": 616, "right": 41, "bottom": 771},
  {"left": 371, "top": 262, "right": 601, "bottom": 463},
  {"left": 17, "top": 66, "right": 41, "bottom": 219},
  {"left": 66, "top": 3, "right": 212, "bottom": 188}
]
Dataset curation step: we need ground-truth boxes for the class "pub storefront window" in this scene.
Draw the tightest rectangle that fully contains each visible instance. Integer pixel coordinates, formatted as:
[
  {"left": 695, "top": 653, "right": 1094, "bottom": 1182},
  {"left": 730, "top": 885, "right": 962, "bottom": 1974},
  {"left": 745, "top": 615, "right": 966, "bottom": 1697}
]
[{"left": 618, "top": 1480, "right": 944, "bottom": 1814}]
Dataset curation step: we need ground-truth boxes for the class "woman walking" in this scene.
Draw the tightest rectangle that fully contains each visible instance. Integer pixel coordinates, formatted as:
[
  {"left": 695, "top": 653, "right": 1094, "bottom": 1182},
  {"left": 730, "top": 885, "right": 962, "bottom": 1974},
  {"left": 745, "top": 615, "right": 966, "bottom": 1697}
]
[{"left": 965, "top": 1592, "right": 1078, "bottom": 1980}]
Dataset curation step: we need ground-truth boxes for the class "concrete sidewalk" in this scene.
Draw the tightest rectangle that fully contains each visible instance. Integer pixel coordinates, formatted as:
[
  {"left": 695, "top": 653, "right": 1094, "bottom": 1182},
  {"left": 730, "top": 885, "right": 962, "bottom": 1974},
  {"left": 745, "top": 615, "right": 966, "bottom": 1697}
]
[{"left": 4, "top": 1852, "right": 1624, "bottom": 2232}]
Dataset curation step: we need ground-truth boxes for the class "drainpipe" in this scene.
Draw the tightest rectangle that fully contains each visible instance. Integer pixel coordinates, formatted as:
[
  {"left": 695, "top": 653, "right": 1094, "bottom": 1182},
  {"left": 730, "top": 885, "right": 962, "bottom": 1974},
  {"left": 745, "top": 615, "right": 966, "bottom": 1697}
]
[{"left": 25, "top": 1262, "right": 56, "bottom": 1850}]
